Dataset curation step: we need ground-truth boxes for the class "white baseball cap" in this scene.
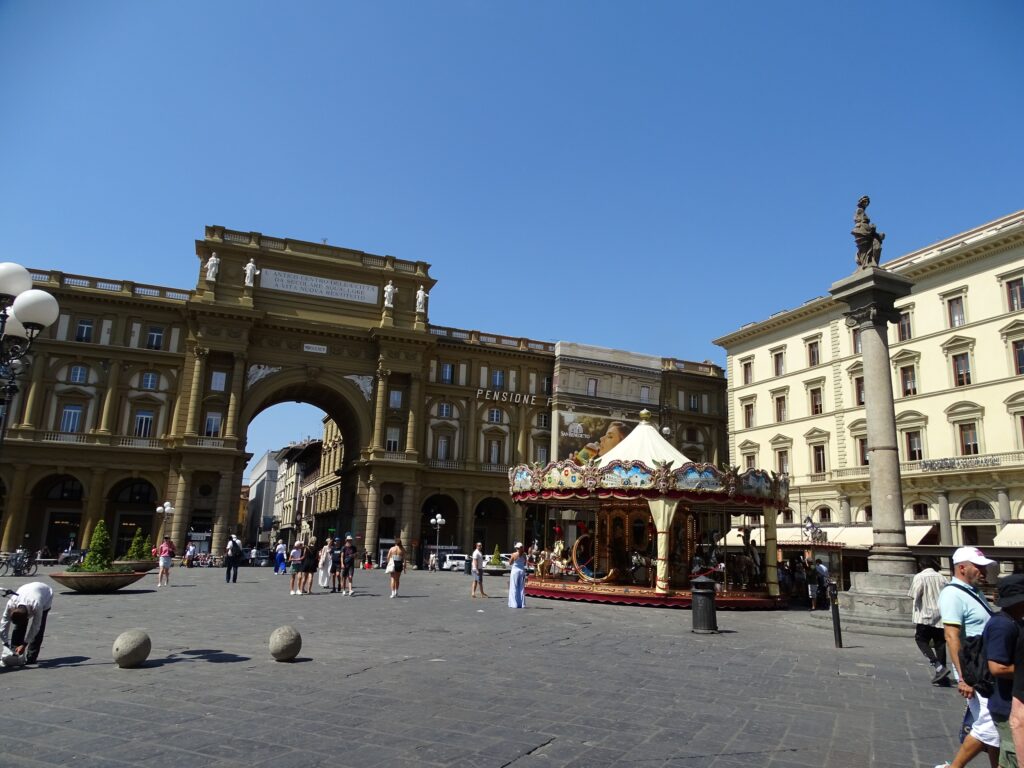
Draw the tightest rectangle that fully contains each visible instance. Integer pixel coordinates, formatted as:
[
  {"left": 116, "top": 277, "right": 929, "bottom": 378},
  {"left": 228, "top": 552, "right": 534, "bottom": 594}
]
[{"left": 952, "top": 546, "right": 995, "bottom": 567}]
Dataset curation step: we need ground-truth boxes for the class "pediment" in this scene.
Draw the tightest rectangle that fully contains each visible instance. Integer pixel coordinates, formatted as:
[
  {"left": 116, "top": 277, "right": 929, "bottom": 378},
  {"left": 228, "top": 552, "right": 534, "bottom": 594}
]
[
  {"left": 737, "top": 439, "right": 760, "bottom": 451},
  {"left": 769, "top": 433, "right": 793, "bottom": 447},
  {"left": 845, "top": 360, "right": 863, "bottom": 376},
  {"left": 940, "top": 334, "right": 975, "bottom": 352},
  {"left": 896, "top": 409, "right": 928, "bottom": 425},
  {"left": 1004, "top": 391, "right": 1024, "bottom": 409},
  {"left": 803, "top": 427, "right": 830, "bottom": 441},
  {"left": 999, "top": 320, "right": 1024, "bottom": 340},
  {"left": 847, "top": 418, "right": 867, "bottom": 435},
  {"left": 944, "top": 400, "right": 984, "bottom": 419},
  {"left": 890, "top": 348, "right": 921, "bottom": 365}
]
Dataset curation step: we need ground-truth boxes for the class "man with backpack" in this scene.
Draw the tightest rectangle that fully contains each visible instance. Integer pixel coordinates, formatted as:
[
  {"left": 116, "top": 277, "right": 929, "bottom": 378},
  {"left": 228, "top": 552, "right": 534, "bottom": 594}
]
[
  {"left": 934, "top": 547, "right": 1000, "bottom": 768},
  {"left": 985, "top": 575, "right": 1024, "bottom": 768},
  {"left": 225, "top": 534, "right": 243, "bottom": 584}
]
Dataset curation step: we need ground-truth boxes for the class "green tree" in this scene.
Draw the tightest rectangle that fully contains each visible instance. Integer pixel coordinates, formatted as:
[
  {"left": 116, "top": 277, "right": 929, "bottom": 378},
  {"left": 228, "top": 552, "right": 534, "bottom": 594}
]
[
  {"left": 488, "top": 544, "right": 502, "bottom": 566},
  {"left": 125, "top": 528, "right": 153, "bottom": 560},
  {"left": 82, "top": 520, "right": 114, "bottom": 571}
]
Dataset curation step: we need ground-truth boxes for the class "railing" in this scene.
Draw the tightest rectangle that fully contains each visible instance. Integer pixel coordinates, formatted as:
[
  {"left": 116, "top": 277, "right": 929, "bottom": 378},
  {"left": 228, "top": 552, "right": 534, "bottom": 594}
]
[
  {"left": 117, "top": 437, "right": 162, "bottom": 449},
  {"left": 481, "top": 463, "right": 510, "bottom": 473},
  {"left": 427, "top": 325, "right": 555, "bottom": 352},
  {"left": 808, "top": 472, "right": 828, "bottom": 483},
  {"left": 428, "top": 459, "right": 465, "bottom": 470},
  {"left": 381, "top": 451, "right": 413, "bottom": 462},
  {"left": 30, "top": 270, "right": 193, "bottom": 302},
  {"left": 40, "top": 432, "right": 88, "bottom": 443},
  {"left": 827, "top": 450, "right": 1024, "bottom": 483},
  {"left": 194, "top": 437, "right": 225, "bottom": 448}
]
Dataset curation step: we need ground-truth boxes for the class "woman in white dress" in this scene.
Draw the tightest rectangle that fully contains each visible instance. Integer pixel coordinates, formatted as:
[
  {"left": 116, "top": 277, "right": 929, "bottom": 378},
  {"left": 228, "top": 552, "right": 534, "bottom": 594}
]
[
  {"left": 317, "top": 540, "right": 332, "bottom": 589},
  {"left": 507, "top": 542, "right": 528, "bottom": 608}
]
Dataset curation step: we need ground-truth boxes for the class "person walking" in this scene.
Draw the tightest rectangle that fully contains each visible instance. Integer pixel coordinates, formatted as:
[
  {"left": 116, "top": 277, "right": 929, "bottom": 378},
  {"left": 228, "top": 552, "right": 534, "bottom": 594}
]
[
  {"left": 385, "top": 539, "right": 406, "bottom": 598},
  {"left": 156, "top": 535, "right": 176, "bottom": 587},
  {"left": 249, "top": 546, "right": 257, "bottom": 567},
  {"left": 329, "top": 538, "right": 342, "bottom": 593},
  {"left": 341, "top": 535, "right": 357, "bottom": 595},
  {"left": 471, "top": 542, "right": 489, "bottom": 598},
  {"left": 934, "top": 546, "right": 1000, "bottom": 768},
  {"left": 274, "top": 539, "right": 287, "bottom": 574},
  {"left": 317, "top": 539, "right": 332, "bottom": 590},
  {"left": 813, "top": 558, "right": 830, "bottom": 611},
  {"left": 984, "top": 574, "right": 1024, "bottom": 768},
  {"left": 507, "top": 542, "right": 528, "bottom": 608},
  {"left": 224, "top": 534, "right": 242, "bottom": 584},
  {"left": 301, "top": 536, "right": 318, "bottom": 594},
  {"left": 184, "top": 540, "right": 196, "bottom": 568},
  {"left": 0, "top": 581, "right": 54, "bottom": 665},
  {"left": 910, "top": 559, "right": 951, "bottom": 684},
  {"left": 289, "top": 541, "right": 305, "bottom": 595}
]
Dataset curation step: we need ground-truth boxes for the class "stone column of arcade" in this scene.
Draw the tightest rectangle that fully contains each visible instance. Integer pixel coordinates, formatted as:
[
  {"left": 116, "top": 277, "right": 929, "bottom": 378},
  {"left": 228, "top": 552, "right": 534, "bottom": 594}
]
[
  {"left": 0, "top": 464, "right": 30, "bottom": 552},
  {"left": 96, "top": 362, "right": 120, "bottom": 434},
  {"left": 169, "top": 469, "right": 192, "bottom": 549},
  {"left": 211, "top": 471, "right": 232, "bottom": 556},
  {"left": 79, "top": 467, "right": 108, "bottom": 549},
  {"left": 364, "top": 480, "right": 380, "bottom": 565},
  {"left": 184, "top": 347, "right": 208, "bottom": 436},
  {"left": 224, "top": 354, "right": 245, "bottom": 441},
  {"left": 829, "top": 203, "right": 916, "bottom": 628},
  {"left": 461, "top": 489, "right": 474, "bottom": 548}
]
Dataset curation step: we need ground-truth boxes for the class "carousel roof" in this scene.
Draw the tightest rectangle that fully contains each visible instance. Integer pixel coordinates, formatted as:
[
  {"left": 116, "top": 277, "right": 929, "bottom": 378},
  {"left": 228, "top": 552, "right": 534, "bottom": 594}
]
[
  {"left": 508, "top": 410, "right": 789, "bottom": 507},
  {"left": 594, "top": 416, "right": 692, "bottom": 468}
]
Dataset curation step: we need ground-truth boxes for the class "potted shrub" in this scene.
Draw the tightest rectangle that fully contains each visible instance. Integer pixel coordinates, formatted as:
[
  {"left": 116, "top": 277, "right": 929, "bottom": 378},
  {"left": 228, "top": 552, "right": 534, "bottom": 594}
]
[
  {"left": 114, "top": 528, "right": 158, "bottom": 572},
  {"left": 50, "top": 521, "right": 149, "bottom": 593}
]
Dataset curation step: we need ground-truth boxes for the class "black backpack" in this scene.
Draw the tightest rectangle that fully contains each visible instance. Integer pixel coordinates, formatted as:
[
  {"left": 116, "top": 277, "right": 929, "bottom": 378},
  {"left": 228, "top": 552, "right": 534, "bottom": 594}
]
[
  {"left": 229, "top": 539, "right": 242, "bottom": 558},
  {"left": 950, "top": 584, "right": 995, "bottom": 697}
]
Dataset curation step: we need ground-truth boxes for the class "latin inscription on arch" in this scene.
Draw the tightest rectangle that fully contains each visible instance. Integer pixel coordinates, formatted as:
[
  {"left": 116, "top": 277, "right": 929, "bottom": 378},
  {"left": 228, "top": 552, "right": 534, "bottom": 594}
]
[{"left": 261, "top": 269, "right": 379, "bottom": 305}]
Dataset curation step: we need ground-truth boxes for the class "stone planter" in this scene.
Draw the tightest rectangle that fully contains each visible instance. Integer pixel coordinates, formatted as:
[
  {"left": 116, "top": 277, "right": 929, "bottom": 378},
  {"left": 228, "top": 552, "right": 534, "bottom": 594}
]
[
  {"left": 50, "top": 571, "right": 149, "bottom": 593},
  {"left": 113, "top": 559, "right": 159, "bottom": 573}
]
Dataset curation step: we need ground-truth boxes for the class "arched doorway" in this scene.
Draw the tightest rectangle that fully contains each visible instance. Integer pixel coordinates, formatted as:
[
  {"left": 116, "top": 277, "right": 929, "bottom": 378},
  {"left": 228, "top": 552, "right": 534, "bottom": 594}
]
[
  {"left": 108, "top": 478, "right": 159, "bottom": 557},
  {"left": 31, "top": 474, "right": 85, "bottom": 555},
  {"left": 420, "top": 494, "right": 459, "bottom": 567},
  {"left": 474, "top": 496, "right": 509, "bottom": 554},
  {"left": 959, "top": 499, "right": 996, "bottom": 546}
]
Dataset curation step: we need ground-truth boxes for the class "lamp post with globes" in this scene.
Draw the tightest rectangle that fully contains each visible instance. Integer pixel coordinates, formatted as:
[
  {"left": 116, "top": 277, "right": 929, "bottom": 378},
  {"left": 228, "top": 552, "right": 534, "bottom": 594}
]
[
  {"left": 156, "top": 501, "right": 175, "bottom": 542},
  {"left": 430, "top": 512, "right": 445, "bottom": 563},
  {"left": 0, "top": 262, "right": 60, "bottom": 459}
]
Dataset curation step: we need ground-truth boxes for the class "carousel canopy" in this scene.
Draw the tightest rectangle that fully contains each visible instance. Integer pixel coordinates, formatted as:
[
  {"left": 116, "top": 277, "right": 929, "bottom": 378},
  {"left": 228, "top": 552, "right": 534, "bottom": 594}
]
[{"left": 595, "top": 416, "right": 692, "bottom": 468}]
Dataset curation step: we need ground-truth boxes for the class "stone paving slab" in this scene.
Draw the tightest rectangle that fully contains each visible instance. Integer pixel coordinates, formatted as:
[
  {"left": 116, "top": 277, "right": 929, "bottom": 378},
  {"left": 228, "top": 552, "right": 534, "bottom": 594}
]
[{"left": 0, "top": 567, "right": 969, "bottom": 767}]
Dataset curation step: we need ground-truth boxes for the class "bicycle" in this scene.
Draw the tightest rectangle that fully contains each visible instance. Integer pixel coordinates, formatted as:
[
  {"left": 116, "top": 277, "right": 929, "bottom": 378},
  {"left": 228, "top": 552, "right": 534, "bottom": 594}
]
[{"left": 0, "top": 552, "right": 38, "bottom": 578}]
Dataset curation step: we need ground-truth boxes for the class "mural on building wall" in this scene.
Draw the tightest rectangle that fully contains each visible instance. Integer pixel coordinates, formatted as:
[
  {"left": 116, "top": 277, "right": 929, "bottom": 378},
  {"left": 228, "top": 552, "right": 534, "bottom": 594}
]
[{"left": 556, "top": 412, "right": 637, "bottom": 463}]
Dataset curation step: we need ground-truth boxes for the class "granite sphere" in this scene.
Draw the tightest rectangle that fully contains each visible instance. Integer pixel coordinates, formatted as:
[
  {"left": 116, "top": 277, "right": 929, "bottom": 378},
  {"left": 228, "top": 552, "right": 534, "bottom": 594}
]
[
  {"left": 269, "top": 625, "right": 302, "bottom": 661},
  {"left": 112, "top": 629, "right": 152, "bottom": 668}
]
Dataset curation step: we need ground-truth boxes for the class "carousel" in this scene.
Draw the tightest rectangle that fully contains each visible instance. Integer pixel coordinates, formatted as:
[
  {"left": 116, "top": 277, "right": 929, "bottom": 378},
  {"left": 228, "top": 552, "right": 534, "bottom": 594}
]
[{"left": 508, "top": 410, "right": 790, "bottom": 609}]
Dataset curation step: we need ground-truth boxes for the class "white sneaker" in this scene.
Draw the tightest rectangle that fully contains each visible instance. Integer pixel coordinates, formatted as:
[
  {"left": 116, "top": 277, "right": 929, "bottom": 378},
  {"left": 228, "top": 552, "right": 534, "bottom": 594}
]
[
  {"left": 290, "top": 590, "right": 296, "bottom": 595},
  {"left": 934, "top": 762, "right": 951, "bottom": 768}
]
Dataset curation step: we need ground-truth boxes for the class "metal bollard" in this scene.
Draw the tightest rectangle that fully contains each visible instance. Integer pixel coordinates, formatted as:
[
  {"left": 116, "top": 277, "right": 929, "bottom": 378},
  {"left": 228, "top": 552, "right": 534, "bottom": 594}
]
[
  {"left": 690, "top": 575, "right": 718, "bottom": 634},
  {"left": 828, "top": 580, "right": 843, "bottom": 648},
  {"left": 464, "top": 559, "right": 471, "bottom": 575}
]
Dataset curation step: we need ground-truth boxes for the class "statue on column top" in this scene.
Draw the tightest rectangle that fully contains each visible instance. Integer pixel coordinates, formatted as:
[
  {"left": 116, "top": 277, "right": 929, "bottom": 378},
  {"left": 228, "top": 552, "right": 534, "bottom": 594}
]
[
  {"left": 243, "top": 258, "right": 260, "bottom": 287},
  {"left": 415, "top": 285, "right": 428, "bottom": 314},
  {"left": 852, "top": 195, "right": 885, "bottom": 269},
  {"left": 383, "top": 280, "right": 397, "bottom": 309},
  {"left": 204, "top": 252, "right": 220, "bottom": 282}
]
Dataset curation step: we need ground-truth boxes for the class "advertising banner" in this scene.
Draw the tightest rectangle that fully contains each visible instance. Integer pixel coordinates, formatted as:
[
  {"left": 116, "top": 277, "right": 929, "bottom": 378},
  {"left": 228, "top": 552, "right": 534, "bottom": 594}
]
[{"left": 556, "top": 412, "right": 636, "bottom": 463}]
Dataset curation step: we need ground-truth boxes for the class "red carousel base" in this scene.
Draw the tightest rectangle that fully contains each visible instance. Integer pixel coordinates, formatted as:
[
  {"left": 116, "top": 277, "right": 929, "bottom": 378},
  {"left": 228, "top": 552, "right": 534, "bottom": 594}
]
[{"left": 525, "top": 578, "right": 787, "bottom": 609}]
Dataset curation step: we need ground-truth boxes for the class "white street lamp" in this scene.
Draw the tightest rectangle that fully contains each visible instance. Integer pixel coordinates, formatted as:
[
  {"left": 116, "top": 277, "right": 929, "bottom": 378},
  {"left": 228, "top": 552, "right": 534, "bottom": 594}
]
[
  {"left": 156, "top": 501, "right": 175, "bottom": 540},
  {"left": 0, "top": 263, "right": 59, "bottom": 459},
  {"left": 430, "top": 513, "right": 446, "bottom": 560}
]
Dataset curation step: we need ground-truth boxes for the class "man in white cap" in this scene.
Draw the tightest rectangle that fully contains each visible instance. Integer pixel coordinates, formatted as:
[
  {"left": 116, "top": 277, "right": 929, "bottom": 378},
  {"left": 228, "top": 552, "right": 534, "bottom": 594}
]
[
  {"left": 0, "top": 581, "right": 54, "bottom": 666},
  {"left": 934, "top": 546, "right": 999, "bottom": 768}
]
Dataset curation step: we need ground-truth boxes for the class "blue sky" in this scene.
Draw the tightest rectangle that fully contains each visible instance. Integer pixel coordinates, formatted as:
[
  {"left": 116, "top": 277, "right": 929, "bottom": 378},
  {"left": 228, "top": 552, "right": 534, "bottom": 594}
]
[{"left": 2, "top": 1, "right": 1021, "bottom": 479}]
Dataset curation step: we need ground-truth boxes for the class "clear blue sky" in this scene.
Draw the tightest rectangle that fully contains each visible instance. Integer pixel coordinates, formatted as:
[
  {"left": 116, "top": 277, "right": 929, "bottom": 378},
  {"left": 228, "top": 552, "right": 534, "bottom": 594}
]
[{"left": 2, "top": 1, "right": 1021, "bottom": 479}]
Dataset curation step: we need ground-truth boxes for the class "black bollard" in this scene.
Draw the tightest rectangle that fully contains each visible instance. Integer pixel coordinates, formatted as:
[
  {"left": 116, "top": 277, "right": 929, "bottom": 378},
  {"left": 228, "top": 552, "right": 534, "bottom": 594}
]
[
  {"left": 828, "top": 580, "right": 843, "bottom": 648},
  {"left": 691, "top": 575, "right": 718, "bottom": 634}
]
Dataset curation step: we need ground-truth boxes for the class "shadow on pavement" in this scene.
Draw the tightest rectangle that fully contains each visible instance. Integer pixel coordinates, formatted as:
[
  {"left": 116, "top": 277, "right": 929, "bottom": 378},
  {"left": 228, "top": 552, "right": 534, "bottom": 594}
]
[
  {"left": 143, "top": 649, "right": 251, "bottom": 667},
  {"left": 37, "top": 655, "right": 91, "bottom": 668}
]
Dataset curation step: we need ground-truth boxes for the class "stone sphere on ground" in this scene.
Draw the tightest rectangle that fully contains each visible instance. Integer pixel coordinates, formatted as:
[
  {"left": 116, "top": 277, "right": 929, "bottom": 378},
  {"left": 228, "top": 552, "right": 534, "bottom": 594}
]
[
  {"left": 269, "top": 625, "right": 302, "bottom": 661},
  {"left": 112, "top": 629, "right": 152, "bottom": 668}
]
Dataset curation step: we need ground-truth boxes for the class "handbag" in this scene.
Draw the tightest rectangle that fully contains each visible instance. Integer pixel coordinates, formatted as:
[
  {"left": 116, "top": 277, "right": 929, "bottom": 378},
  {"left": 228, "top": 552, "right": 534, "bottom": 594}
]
[{"left": 385, "top": 557, "right": 395, "bottom": 574}]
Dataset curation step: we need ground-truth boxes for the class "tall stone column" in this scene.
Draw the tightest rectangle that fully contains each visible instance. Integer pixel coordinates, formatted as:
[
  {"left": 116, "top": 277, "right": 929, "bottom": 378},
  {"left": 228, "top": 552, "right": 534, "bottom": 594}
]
[
  {"left": 839, "top": 495, "right": 852, "bottom": 525},
  {"left": 17, "top": 358, "right": 45, "bottom": 429},
  {"left": 211, "top": 471, "right": 233, "bottom": 555},
  {"left": 184, "top": 346, "right": 208, "bottom": 437},
  {"left": 462, "top": 488, "right": 474, "bottom": 546},
  {"left": 225, "top": 354, "right": 245, "bottom": 440},
  {"left": 516, "top": 413, "right": 529, "bottom": 464},
  {"left": 996, "top": 487, "right": 1011, "bottom": 527},
  {"left": 0, "top": 465, "right": 30, "bottom": 551},
  {"left": 465, "top": 403, "right": 478, "bottom": 463},
  {"left": 405, "top": 376, "right": 420, "bottom": 455},
  {"left": 169, "top": 469, "right": 192, "bottom": 550},
  {"left": 365, "top": 479, "right": 380, "bottom": 564},
  {"left": 371, "top": 359, "right": 389, "bottom": 452},
  {"left": 830, "top": 261, "right": 915, "bottom": 628},
  {"left": 80, "top": 467, "right": 108, "bottom": 547},
  {"left": 96, "top": 361, "right": 121, "bottom": 434},
  {"left": 937, "top": 490, "right": 953, "bottom": 541}
]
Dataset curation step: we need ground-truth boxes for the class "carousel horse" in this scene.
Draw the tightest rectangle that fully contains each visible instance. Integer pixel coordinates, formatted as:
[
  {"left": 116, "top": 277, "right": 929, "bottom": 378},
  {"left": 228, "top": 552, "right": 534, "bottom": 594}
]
[{"left": 536, "top": 550, "right": 552, "bottom": 578}]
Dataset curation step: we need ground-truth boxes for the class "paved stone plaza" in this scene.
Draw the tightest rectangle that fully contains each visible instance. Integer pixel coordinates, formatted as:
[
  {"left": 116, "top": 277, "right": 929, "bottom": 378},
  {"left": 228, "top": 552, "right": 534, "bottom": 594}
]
[{"left": 1, "top": 567, "right": 967, "bottom": 768}]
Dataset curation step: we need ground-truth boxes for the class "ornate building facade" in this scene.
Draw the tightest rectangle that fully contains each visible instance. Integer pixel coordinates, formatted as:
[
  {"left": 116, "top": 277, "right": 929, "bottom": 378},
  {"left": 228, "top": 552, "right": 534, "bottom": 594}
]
[
  {"left": 714, "top": 209, "right": 1024, "bottom": 556},
  {"left": 0, "top": 225, "right": 726, "bottom": 564}
]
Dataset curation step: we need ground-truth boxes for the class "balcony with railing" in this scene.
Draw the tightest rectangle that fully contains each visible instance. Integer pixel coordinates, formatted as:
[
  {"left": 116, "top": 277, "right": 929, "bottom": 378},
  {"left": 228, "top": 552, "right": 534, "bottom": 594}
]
[
  {"left": 427, "top": 459, "right": 466, "bottom": 471},
  {"left": 806, "top": 450, "right": 1024, "bottom": 485},
  {"left": 481, "top": 463, "right": 510, "bottom": 473}
]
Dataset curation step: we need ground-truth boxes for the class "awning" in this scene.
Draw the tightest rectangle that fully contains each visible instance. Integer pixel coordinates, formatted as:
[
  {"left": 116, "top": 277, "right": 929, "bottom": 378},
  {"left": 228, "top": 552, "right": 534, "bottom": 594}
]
[
  {"left": 829, "top": 526, "right": 874, "bottom": 548},
  {"left": 906, "top": 524, "right": 938, "bottom": 546},
  {"left": 994, "top": 522, "right": 1024, "bottom": 547}
]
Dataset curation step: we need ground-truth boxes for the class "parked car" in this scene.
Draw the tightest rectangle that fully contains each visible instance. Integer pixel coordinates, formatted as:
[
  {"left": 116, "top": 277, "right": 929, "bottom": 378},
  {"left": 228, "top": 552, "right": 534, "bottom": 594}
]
[
  {"left": 57, "top": 549, "right": 85, "bottom": 565},
  {"left": 443, "top": 554, "right": 468, "bottom": 572}
]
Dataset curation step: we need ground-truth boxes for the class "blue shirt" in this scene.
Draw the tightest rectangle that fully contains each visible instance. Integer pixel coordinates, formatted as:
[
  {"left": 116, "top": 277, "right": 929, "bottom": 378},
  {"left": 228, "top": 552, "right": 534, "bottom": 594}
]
[
  {"left": 938, "top": 577, "right": 992, "bottom": 638},
  {"left": 982, "top": 611, "right": 1019, "bottom": 719}
]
